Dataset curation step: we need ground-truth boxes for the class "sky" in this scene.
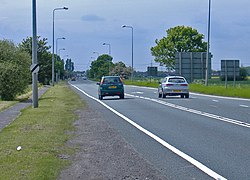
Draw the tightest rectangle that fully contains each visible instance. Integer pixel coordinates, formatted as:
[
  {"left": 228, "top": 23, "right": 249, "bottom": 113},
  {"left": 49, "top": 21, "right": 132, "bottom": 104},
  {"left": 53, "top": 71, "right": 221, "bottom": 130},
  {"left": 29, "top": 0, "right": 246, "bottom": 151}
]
[{"left": 1, "top": 0, "right": 250, "bottom": 71}]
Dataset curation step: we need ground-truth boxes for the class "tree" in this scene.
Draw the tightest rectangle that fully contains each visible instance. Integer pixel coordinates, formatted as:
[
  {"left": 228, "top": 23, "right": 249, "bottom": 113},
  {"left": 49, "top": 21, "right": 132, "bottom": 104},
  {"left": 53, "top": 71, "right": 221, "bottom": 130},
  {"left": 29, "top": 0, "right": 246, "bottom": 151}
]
[
  {"left": 0, "top": 40, "right": 31, "bottom": 100},
  {"left": 111, "top": 61, "right": 132, "bottom": 79},
  {"left": 19, "top": 37, "right": 52, "bottom": 85},
  {"left": 151, "top": 25, "right": 207, "bottom": 69},
  {"left": 89, "top": 54, "right": 114, "bottom": 79},
  {"left": 239, "top": 67, "right": 248, "bottom": 80}
]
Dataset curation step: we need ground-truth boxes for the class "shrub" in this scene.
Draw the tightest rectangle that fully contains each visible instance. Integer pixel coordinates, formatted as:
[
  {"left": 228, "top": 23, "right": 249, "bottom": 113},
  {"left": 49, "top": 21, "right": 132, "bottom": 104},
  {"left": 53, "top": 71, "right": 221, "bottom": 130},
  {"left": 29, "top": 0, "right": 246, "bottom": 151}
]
[{"left": 0, "top": 40, "right": 31, "bottom": 100}]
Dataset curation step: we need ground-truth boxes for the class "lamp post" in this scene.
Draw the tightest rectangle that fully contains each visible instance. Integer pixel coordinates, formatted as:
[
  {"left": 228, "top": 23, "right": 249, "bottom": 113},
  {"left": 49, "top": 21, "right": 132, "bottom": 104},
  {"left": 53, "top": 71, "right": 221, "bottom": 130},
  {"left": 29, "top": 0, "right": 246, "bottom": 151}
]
[
  {"left": 56, "top": 37, "right": 65, "bottom": 61},
  {"left": 205, "top": 0, "right": 211, "bottom": 86},
  {"left": 58, "top": 48, "right": 65, "bottom": 58},
  {"left": 93, "top": 51, "right": 99, "bottom": 58},
  {"left": 102, "top": 43, "right": 111, "bottom": 55},
  {"left": 103, "top": 43, "right": 111, "bottom": 75},
  {"left": 52, "top": 6, "right": 68, "bottom": 86},
  {"left": 32, "top": 0, "right": 38, "bottom": 108},
  {"left": 122, "top": 25, "right": 134, "bottom": 81},
  {"left": 56, "top": 48, "right": 65, "bottom": 82}
]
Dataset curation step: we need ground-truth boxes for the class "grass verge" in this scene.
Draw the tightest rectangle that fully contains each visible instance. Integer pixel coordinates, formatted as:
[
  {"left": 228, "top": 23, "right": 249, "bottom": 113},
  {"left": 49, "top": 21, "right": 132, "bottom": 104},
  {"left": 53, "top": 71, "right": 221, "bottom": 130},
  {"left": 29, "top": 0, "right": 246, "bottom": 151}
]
[
  {"left": 0, "top": 82, "right": 83, "bottom": 179},
  {"left": 124, "top": 79, "right": 250, "bottom": 99}
]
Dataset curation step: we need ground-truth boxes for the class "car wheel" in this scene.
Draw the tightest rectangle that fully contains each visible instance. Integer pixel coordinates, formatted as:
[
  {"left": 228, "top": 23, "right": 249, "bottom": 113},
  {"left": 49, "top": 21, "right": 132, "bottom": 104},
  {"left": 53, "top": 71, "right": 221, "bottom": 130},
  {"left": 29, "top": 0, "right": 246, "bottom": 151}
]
[
  {"left": 158, "top": 92, "right": 162, "bottom": 98},
  {"left": 185, "top": 94, "right": 189, "bottom": 98},
  {"left": 181, "top": 95, "right": 184, "bottom": 98},
  {"left": 162, "top": 93, "right": 166, "bottom": 98},
  {"left": 120, "top": 94, "right": 124, "bottom": 99},
  {"left": 99, "top": 95, "right": 103, "bottom": 100}
]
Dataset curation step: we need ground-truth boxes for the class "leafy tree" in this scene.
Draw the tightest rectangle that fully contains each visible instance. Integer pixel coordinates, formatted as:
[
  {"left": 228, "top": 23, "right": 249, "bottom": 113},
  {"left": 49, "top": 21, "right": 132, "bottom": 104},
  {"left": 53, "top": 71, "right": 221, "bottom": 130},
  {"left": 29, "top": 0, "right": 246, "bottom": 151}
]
[
  {"left": 111, "top": 61, "right": 132, "bottom": 79},
  {"left": 151, "top": 25, "right": 207, "bottom": 69},
  {"left": 19, "top": 37, "right": 52, "bottom": 85},
  {"left": 0, "top": 40, "right": 31, "bottom": 100},
  {"left": 239, "top": 67, "right": 248, "bottom": 80},
  {"left": 89, "top": 54, "right": 114, "bottom": 79}
]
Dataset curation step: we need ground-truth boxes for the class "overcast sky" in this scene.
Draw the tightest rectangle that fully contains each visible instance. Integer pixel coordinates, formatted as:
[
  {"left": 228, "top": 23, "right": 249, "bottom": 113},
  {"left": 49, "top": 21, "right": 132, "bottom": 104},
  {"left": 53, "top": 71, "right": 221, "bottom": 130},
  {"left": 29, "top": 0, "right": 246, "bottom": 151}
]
[{"left": 1, "top": 0, "right": 250, "bottom": 71}]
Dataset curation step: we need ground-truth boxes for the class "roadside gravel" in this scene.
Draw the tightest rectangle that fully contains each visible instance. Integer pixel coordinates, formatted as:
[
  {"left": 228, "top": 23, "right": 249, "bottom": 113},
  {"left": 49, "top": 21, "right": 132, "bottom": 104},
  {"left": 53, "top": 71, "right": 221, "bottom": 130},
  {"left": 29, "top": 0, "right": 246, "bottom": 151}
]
[{"left": 58, "top": 104, "right": 168, "bottom": 180}]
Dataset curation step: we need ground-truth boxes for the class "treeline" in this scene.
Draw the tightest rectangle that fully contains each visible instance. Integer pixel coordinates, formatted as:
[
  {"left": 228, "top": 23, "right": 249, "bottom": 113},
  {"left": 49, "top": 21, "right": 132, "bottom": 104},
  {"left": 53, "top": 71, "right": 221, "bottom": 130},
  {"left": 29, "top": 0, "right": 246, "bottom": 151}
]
[
  {"left": 87, "top": 54, "right": 132, "bottom": 79},
  {"left": 0, "top": 37, "right": 68, "bottom": 100}
]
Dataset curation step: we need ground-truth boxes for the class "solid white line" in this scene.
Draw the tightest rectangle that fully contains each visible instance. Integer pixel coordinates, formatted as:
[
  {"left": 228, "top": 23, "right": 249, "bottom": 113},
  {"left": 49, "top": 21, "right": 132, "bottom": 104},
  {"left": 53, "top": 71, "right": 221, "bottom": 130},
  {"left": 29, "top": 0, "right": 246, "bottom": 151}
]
[
  {"left": 126, "top": 93, "right": 250, "bottom": 129},
  {"left": 71, "top": 84, "right": 227, "bottom": 180}
]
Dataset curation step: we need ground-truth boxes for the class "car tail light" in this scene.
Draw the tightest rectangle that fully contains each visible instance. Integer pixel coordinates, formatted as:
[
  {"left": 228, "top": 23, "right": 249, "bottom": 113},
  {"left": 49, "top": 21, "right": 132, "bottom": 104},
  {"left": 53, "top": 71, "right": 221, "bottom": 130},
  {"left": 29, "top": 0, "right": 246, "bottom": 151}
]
[{"left": 166, "top": 84, "right": 174, "bottom": 86}]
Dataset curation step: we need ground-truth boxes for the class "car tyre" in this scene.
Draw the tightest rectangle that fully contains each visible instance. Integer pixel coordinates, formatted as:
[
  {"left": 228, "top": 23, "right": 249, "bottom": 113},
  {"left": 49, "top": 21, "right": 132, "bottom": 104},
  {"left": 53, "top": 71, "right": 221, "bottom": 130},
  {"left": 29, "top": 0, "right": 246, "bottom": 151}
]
[
  {"left": 181, "top": 95, "right": 185, "bottom": 98},
  {"left": 99, "top": 95, "right": 103, "bottom": 100},
  {"left": 120, "top": 94, "right": 124, "bottom": 99},
  {"left": 162, "top": 93, "right": 166, "bottom": 98},
  {"left": 185, "top": 94, "right": 189, "bottom": 98},
  {"left": 158, "top": 92, "right": 162, "bottom": 98}
]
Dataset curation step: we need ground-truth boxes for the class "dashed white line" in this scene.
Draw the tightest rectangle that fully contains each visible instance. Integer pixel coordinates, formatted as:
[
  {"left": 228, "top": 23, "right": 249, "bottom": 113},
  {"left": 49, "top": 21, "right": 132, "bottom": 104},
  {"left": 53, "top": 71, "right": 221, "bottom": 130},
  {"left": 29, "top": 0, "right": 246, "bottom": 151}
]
[
  {"left": 212, "top": 100, "right": 219, "bottom": 103},
  {"left": 71, "top": 84, "right": 227, "bottom": 180},
  {"left": 126, "top": 93, "right": 250, "bottom": 129},
  {"left": 240, "top": 105, "right": 249, "bottom": 108}
]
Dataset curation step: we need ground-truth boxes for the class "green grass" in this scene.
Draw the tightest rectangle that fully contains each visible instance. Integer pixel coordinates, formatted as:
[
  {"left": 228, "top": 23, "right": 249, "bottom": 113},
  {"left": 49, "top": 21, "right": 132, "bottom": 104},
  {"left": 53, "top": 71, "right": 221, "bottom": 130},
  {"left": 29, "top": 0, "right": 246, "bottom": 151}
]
[
  {"left": 189, "top": 84, "right": 250, "bottom": 98},
  {"left": 124, "top": 78, "right": 250, "bottom": 99},
  {"left": 0, "top": 82, "right": 84, "bottom": 179}
]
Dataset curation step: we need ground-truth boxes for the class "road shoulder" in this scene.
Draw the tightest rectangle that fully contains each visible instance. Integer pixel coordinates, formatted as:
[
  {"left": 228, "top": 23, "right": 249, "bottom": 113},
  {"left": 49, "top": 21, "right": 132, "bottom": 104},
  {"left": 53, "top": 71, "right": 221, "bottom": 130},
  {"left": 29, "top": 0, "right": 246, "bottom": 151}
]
[{"left": 58, "top": 103, "right": 168, "bottom": 180}]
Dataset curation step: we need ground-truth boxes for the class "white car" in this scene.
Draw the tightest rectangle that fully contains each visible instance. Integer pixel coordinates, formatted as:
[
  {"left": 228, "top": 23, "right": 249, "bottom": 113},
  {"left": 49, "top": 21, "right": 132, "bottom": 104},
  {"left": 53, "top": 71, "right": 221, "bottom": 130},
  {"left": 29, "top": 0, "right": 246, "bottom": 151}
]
[{"left": 158, "top": 76, "right": 189, "bottom": 98}]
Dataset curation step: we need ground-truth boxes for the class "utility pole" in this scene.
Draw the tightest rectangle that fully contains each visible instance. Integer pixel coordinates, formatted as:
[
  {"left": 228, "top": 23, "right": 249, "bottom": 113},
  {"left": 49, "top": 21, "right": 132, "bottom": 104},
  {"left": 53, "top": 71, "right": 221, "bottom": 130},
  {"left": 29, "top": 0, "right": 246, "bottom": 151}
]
[{"left": 32, "top": 0, "right": 38, "bottom": 108}]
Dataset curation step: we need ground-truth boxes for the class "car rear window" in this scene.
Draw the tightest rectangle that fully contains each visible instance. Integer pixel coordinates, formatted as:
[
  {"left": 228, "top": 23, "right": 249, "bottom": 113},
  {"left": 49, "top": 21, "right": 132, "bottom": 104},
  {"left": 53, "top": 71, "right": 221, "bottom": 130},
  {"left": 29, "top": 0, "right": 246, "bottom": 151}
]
[
  {"left": 103, "top": 77, "right": 122, "bottom": 84},
  {"left": 168, "top": 78, "right": 186, "bottom": 83}
]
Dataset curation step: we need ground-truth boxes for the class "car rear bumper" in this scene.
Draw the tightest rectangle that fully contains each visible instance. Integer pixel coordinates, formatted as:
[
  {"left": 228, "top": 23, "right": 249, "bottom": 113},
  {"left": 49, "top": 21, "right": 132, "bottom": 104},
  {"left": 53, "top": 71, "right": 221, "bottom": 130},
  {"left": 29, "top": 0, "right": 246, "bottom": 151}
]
[{"left": 100, "top": 90, "right": 124, "bottom": 97}]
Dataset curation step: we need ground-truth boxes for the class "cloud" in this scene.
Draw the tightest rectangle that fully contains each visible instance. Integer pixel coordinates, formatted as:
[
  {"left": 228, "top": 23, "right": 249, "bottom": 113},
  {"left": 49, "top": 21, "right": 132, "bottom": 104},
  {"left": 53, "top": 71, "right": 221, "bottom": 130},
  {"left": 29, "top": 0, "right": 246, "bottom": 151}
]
[{"left": 81, "top": 14, "right": 105, "bottom": 22}]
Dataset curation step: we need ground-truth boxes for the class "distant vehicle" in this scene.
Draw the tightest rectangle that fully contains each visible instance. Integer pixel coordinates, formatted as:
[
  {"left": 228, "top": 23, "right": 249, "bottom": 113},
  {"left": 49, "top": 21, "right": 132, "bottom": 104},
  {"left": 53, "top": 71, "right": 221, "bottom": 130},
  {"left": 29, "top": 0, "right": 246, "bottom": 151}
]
[
  {"left": 71, "top": 77, "right": 76, "bottom": 81},
  {"left": 97, "top": 76, "right": 124, "bottom": 100},
  {"left": 83, "top": 76, "right": 87, "bottom": 80},
  {"left": 158, "top": 76, "right": 189, "bottom": 98}
]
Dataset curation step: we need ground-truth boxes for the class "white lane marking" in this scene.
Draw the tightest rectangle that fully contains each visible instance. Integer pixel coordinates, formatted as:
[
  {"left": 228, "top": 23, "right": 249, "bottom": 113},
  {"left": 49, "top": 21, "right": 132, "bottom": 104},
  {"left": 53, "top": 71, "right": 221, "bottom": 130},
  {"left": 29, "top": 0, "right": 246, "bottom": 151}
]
[
  {"left": 131, "top": 91, "right": 144, "bottom": 94},
  {"left": 71, "top": 84, "right": 226, "bottom": 180},
  {"left": 240, "top": 105, "right": 249, "bottom": 108},
  {"left": 126, "top": 93, "right": 250, "bottom": 129},
  {"left": 212, "top": 100, "right": 219, "bottom": 103},
  {"left": 127, "top": 85, "right": 250, "bottom": 102}
]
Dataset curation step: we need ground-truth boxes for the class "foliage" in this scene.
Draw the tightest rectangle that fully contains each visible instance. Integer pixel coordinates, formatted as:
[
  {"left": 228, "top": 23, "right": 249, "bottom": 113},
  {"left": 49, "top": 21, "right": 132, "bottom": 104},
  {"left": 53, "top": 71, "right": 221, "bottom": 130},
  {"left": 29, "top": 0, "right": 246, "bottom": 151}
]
[
  {"left": 0, "top": 40, "right": 31, "bottom": 100},
  {"left": 88, "top": 55, "right": 133, "bottom": 79},
  {"left": 19, "top": 37, "right": 54, "bottom": 85},
  {"left": 88, "top": 54, "right": 114, "bottom": 79},
  {"left": 239, "top": 67, "right": 248, "bottom": 80},
  {"left": 111, "top": 61, "right": 132, "bottom": 79},
  {"left": 151, "top": 25, "right": 207, "bottom": 69}
]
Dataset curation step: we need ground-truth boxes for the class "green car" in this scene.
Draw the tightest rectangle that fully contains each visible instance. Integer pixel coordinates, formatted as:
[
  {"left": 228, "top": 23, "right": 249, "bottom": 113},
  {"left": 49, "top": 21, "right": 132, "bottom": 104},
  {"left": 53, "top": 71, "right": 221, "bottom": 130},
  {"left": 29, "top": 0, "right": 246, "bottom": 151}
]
[{"left": 97, "top": 76, "right": 124, "bottom": 100}]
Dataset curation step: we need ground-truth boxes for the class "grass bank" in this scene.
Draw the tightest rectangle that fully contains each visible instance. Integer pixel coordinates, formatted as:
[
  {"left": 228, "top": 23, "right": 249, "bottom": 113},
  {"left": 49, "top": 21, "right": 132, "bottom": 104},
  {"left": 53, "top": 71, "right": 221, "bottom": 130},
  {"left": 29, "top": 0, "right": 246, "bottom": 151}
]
[{"left": 0, "top": 82, "right": 83, "bottom": 179}]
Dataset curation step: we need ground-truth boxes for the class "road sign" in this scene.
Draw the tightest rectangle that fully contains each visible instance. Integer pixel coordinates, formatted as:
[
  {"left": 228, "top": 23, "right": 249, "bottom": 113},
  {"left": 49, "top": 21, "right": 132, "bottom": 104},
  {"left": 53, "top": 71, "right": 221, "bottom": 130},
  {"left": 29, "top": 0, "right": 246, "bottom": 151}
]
[{"left": 30, "top": 64, "right": 39, "bottom": 73}]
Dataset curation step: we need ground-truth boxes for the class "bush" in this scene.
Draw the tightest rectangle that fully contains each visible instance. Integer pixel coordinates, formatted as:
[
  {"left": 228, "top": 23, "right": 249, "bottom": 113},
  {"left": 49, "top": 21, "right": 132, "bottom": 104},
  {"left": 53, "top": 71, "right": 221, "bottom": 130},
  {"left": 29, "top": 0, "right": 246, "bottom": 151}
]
[
  {"left": 0, "top": 62, "right": 29, "bottom": 100},
  {"left": 0, "top": 40, "right": 31, "bottom": 100}
]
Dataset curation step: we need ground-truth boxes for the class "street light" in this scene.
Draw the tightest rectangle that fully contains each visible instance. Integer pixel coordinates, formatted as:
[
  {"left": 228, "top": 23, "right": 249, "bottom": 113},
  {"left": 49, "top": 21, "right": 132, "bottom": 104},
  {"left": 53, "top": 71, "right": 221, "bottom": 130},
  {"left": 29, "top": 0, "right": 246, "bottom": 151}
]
[
  {"left": 122, "top": 25, "right": 134, "bottom": 81},
  {"left": 52, "top": 6, "right": 68, "bottom": 86},
  {"left": 93, "top": 51, "right": 99, "bottom": 58},
  {"left": 58, "top": 48, "right": 65, "bottom": 58},
  {"left": 103, "top": 43, "right": 111, "bottom": 55},
  {"left": 103, "top": 43, "right": 111, "bottom": 75},
  {"left": 205, "top": 0, "right": 211, "bottom": 86},
  {"left": 56, "top": 37, "right": 65, "bottom": 61}
]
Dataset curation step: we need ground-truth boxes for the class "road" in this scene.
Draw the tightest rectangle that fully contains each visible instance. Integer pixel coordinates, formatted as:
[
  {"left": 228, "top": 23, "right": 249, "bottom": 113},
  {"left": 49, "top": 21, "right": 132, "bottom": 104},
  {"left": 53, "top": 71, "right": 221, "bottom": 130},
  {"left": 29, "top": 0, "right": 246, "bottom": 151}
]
[{"left": 70, "top": 79, "right": 250, "bottom": 180}]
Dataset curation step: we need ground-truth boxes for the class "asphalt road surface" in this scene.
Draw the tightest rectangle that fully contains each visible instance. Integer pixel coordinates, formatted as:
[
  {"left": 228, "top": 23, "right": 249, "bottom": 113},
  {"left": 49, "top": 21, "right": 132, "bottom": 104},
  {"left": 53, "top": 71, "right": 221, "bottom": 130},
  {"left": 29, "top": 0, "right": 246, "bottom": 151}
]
[{"left": 70, "top": 79, "right": 250, "bottom": 180}]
